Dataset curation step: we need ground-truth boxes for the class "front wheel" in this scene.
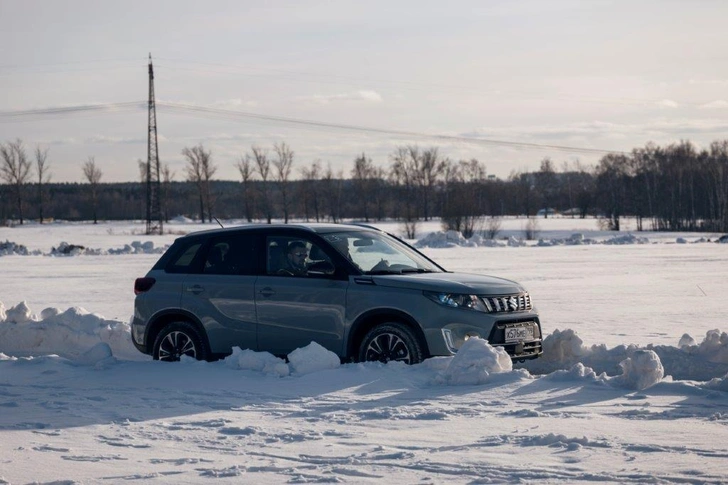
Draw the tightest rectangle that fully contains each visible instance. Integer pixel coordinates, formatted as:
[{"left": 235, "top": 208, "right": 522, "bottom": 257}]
[
  {"left": 358, "top": 323, "right": 425, "bottom": 365},
  {"left": 153, "top": 321, "right": 208, "bottom": 362}
]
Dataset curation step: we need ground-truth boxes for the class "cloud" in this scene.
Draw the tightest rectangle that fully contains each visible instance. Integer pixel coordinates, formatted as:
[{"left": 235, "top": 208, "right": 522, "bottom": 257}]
[
  {"left": 214, "top": 99, "right": 258, "bottom": 109},
  {"left": 699, "top": 100, "right": 728, "bottom": 109},
  {"left": 84, "top": 135, "right": 146, "bottom": 145},
  {"left": 655, "top": 99, "right": 679, "bottom": 109},
  {"left": 462, "top": 119, "right": 728, "bottom": 142},
  {"left": 301, "top": 90, "right": 383, "bottom": 104}
]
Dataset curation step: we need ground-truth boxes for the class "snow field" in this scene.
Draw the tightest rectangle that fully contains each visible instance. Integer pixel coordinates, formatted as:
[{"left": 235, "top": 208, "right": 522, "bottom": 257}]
[{"left": 1, "top": 219, "right": 727, "bottom": 483}]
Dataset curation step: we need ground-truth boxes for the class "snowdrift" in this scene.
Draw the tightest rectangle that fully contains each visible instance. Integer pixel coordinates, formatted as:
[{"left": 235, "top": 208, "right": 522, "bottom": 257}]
[
  {"left": 1, "top": 300, "right": 726, "bottom": 392},
  {"left": 414, "top": 230, "right": 714, "bottom": 248},
  {"left": 0, "top": 240, "right": 168, "bottom": 257}
]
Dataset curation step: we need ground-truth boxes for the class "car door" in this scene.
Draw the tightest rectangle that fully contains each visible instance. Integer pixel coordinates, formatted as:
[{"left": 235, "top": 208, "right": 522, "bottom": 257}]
[
  {"left": 255, "top": 233, "right": 349, "bottom": 357},
  {"left": 179, "top": 232, "right": 259, "bottom": 354}
]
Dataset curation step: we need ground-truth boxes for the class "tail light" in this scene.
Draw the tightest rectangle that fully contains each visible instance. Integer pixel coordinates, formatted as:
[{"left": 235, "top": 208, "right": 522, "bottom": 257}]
[{"left": 134, "top": 277, "right": 156, "bottom": 295}]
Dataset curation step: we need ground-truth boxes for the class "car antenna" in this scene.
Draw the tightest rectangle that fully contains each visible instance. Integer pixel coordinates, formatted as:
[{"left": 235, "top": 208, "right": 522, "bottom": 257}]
[{"left": 214, "top": 217, "right": 224, "bottom": 229}]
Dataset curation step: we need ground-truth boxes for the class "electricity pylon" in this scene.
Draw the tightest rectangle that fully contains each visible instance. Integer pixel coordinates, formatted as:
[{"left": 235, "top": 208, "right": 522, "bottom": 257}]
[{"left": 145, "top": 53, "right": 163, "bottom": 235}]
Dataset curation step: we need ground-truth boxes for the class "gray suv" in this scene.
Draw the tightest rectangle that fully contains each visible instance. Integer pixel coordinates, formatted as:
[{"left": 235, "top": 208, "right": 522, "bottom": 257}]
[{"left": 132, "top": 223, "right": 542, "bottom": 364}]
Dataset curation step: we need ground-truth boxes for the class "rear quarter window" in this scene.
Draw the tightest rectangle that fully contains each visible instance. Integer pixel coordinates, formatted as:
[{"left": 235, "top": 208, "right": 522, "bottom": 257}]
[{"left": 164, "top": 241, "right": 204, "bottom": 274}]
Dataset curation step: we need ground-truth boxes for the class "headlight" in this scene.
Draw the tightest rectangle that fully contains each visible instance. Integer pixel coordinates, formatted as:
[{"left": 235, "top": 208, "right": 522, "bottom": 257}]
[{"left": 424, "top": 291, "right": 487, "bottom": 312}]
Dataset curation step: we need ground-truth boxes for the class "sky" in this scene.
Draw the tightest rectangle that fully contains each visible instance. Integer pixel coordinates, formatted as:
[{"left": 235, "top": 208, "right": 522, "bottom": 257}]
[
  {"left": 1, "top": 0, "right": 728, "bottom": 183},
  {"left": 1, "top": 219, "right": 727, "bottom": 482}
]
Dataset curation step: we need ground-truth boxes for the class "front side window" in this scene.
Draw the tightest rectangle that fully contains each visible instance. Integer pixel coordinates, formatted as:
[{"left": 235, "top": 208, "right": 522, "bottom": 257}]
[
  {"left": 266, "top": 236, "right": 333, "bottom": 277},
  {"left": 322, "top": 231, "right": 443, "bottom": 275}
]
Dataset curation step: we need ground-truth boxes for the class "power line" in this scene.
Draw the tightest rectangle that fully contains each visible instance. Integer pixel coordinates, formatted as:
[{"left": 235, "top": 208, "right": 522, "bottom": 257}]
[
  {"left": 158, "top": 102, "right": 626, "bottom": 155},
  {"left": 0, "top": 102, "right": 143, "bottom": 123},
  {"left": 0, "top": 100, "right": 627, "bottom": 156}
]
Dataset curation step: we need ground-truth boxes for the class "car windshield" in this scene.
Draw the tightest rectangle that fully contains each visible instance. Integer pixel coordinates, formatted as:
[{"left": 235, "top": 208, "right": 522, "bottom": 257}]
[{"left": 322, "top": 230, "right": 444, "bottom": 275}]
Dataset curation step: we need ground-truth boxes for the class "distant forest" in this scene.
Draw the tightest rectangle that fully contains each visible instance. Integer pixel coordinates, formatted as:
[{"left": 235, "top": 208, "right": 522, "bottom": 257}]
[{"left": 2, "top": 139, "right": 727, "bottom": 235}]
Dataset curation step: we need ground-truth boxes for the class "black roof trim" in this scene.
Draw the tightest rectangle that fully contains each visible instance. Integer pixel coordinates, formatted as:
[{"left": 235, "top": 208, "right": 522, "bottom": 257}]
[{"left": 179, "top": 222, "right": 375, "bottom": 238}]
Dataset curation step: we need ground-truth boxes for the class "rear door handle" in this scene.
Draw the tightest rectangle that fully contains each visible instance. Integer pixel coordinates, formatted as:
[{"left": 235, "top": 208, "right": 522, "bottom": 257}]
[
  {"left": 185, "top": 285, "right": 204, "bottom": 295},
  {"left": 258, "top": 287, "right": 275, "bottom": 298}
]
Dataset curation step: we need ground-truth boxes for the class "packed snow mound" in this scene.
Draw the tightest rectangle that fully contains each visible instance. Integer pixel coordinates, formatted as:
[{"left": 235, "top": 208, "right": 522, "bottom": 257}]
[
  {"left": 50, "top": 242, "right": 96, "bottom": 256},
  {"left": 288, "top": 341, "right": 341, "bottom": 375},
  {"left": 542, "top": 362, "right": 606, "bottom": 383},
  {"left": 414, "top": 230, "right": 658, "bottom": 248},
  {"left": 0, "top": 301, "right": 141, "bottom": 361},
  {"left": 224, "top": 347, "right": 290, "bottom": 376},
  {"left": 49, "top": 240, "right": 167, "bottom": 256},
  {"left": 613, "top": 350, "right": 664, "bottom": 390},
  {"left": 2, "top": 240, "right": 168, "bottom": 256},
  {"left": 170, "top": 215, "right": 195, "bottom": 223},
  {"left": 523, "top": 328, "right": 728, "bottom": 382},
  {"left": 414, "top": 230, "right": 479, "bottom": 248},
  {"left": 224, "top": 342, "right": 342, "bottom": 376},
  {"left": 693, "top": 329, "right": 728, "bottom": 364},
  {"left": 0, "top": 240, "right": 38, "bottom": 256},
  {"left": 537, "top": 233, "right": 599, "bottom": 246},
  {"left": 434, "top": 338, "right": 512, "bottom": 385},
  {"left": 603, "top": 233, "right": 650, "bottom": 245},
  {"left": 107, "top": 240, "right": 166, "bottom": 255}
]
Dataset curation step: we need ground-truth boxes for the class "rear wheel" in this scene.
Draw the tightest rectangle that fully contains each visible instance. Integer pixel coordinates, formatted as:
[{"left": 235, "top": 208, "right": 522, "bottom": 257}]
[
  {"left": 153, "top": 321, "right": 208, "bottom": 362},
  {"left": 358, "top": 322, "right": 425, "bottom": 365}
]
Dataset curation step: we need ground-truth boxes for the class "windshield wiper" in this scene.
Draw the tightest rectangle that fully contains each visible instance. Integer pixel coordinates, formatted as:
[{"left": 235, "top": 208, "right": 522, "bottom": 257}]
[
  {"left": 365, "top": 269, "right": 402, "bottom": 275},
  {"left": 400, "top": 268, "right": 436, "bottom": 274}
]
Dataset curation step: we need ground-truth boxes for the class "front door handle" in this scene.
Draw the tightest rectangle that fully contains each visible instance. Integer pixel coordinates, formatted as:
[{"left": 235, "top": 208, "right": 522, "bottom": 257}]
[
  {"left": 259, "top": 287, "right": 275, "bottom": 298},
  {"left": 185, "top": 285, "right": 204, "bottom": 295}
]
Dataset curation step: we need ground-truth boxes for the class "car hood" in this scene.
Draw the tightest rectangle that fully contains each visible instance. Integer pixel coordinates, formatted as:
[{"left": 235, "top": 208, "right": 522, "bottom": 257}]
[{"left": 369, "top": 272, "right": 525, "bottom": 295}]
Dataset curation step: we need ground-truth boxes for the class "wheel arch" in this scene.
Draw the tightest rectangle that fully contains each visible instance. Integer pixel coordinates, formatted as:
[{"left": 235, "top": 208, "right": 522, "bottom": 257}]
[
  {"left": 145, "top": 309, "right": 211, "bottom": 356},
  {"left": 347, "top": 309, "right": 429, "bottom": 361}
]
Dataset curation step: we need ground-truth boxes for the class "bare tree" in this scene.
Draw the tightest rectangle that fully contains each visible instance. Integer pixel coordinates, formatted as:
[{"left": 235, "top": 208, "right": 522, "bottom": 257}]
[
  {"left": 417, "top": 147, "right": 446, "bottom": 221},
  {"left": 595, "top": 153, "right": 630, "bottom": 231},
  {"left": 390, "top": 146, "right": 419, "bottom": 237},
  {"left": 321, "top": 163, "right": 344, "bottom": 223},
  {"left": 182, "top": 144, "right": 216, "bottom": 222},
  {"left": 0, "top": 139, "right": 32, "bottom": 224},
  {"left": 535, "top": 157, "right": 557, "bottom": 218},
  {"left": 708, "top": 141, "right": 728, "bottom": 232},
  {"left": 35, "top": 146, "right": 50, "bottom": 224},
  {"left": 272, "top": 142, "right": 295, "bottom": 223},
  {"left": 161, "top": 163, "right": 174, "bottom": 223},
  {"left": 251, "top": 146, "right": 272, "bottom": 223},
  {"left": 82, "top": 156, "right": 103, "bottom": 224},
  {"left": 441, "top": 158, "right": 486, "bottom": 238},
  {"left": 351, "top": 153, "right": 376, "bottom": 222},
  {"left": 299, "top": 160, "right": 322, "bottom": 222},
  {"left": 235, "top": 154, "right": 255, "bottom": 222}
]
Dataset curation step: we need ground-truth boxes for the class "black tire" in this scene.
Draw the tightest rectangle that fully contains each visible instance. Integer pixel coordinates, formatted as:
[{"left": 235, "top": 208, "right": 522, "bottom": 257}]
[
  {"left": 153, "top": 321, "right": 208, "bottom": 362},
  {"left": 358, "top": 322, "right": 425, "bottom": 365}
]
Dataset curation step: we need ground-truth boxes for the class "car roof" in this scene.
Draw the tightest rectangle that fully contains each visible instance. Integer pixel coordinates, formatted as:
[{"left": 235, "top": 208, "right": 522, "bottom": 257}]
[{"left": 180, "top": 222, "right": 380, "bottom": 239}]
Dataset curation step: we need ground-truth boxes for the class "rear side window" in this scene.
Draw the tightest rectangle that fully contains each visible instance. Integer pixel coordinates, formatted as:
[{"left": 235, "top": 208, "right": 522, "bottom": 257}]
[
  {"left": 166, "top": 242, "right": 204, "bottom": 273},
  {"left": 202, "top": 234, "right": 258, "bottom": 275}
]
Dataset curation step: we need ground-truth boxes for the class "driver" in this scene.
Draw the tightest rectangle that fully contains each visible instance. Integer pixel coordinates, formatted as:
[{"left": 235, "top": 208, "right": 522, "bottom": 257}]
[{"left": 278, "top": 241, "right": 309, "bottom": 276}]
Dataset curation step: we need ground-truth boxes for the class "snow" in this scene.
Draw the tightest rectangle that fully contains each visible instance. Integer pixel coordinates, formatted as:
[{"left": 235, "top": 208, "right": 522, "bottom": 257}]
[{"left": 1, "top": 218, "right": 727, "bottom": 483}]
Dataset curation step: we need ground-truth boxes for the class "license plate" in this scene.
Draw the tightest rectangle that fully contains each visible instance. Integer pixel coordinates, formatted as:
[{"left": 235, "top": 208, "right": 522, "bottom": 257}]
[{"left": 505, "top": 326, "right": 534, "bottom": 343}]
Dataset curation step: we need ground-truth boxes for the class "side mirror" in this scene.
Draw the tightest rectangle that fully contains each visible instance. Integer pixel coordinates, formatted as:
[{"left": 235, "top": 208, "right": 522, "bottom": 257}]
[{"left": 307, "top": 260, "right": 335, "bottom": 276}]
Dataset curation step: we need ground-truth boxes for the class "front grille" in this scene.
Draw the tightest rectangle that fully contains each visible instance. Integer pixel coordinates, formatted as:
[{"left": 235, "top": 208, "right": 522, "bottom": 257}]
[{"left": 481, "top": 293, "right": 532, "bottom": 313}]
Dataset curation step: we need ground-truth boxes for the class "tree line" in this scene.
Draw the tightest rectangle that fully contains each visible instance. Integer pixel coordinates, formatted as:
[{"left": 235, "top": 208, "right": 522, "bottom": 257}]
[{"left": 2, "top": 138, "right": 727, "bottom": 235}]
